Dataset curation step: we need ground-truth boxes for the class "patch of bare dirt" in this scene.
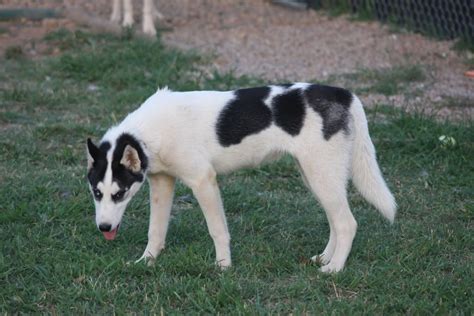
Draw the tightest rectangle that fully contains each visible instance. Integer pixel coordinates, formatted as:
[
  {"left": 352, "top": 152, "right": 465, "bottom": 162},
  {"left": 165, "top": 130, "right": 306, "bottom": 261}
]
[
  {"left": 0, "top": 18, "right": 75, "bottom": 58},
  {"left": 1, "top": 0, "right": 472, "bottom": 120}
]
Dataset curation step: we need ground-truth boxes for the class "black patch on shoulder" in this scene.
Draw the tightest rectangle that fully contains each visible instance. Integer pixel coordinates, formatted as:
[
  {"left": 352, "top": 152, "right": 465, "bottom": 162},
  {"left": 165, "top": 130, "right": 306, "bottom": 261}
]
[
  {"left": 112, "top": 133, "right": 148, "bottom": 188},
  {"left": 272, "top": 88, "right": 306, "bottom": 136},
  {"left": 87, "top": 141, "right": 111, "bottom": 187},
  {"left": 278, "top": 83, "right": 293, "bottom": 89},
  {"left": 216, "top": 86, "right": 272, "bottom": 147},
  {"left": 304, "top": 84, "right": 353, "bottom": 140}
]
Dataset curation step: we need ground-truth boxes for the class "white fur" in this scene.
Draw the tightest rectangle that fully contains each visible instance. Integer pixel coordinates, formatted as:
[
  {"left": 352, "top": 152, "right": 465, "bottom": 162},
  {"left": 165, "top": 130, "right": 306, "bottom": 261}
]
[
  {"left": 94, "top": 85, "right": 396, "bottom": 273},
  {"left": 350, "top": 96, "right": 397, "bottom": 222},
  {"left": 111, "top": 0, "right": 163, "bottom": 36}
]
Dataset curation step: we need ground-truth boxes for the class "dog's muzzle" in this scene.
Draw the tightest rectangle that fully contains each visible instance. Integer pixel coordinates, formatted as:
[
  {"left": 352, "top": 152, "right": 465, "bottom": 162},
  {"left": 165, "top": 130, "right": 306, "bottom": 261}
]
[{"left": 98, "top": 223, "right": 120, "bottom": 240}]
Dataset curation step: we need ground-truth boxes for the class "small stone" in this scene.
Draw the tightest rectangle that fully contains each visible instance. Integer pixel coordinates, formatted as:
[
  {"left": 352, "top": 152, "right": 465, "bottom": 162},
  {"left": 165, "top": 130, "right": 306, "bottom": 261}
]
[{"left": 87, "top": 84, "right": 100, "bottom": 92}]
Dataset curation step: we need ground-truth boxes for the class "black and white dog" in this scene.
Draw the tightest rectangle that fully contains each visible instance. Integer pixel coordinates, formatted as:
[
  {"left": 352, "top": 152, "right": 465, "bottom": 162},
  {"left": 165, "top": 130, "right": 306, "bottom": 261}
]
[{"left": 87, "top": 83, "right": 396, "bottom": 273}]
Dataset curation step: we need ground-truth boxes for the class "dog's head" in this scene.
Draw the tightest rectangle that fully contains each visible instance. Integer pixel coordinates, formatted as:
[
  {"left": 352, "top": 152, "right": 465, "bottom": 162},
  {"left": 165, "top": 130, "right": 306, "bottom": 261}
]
[{"left": 86, "top": 133, "right": 148, "bottom": 240}]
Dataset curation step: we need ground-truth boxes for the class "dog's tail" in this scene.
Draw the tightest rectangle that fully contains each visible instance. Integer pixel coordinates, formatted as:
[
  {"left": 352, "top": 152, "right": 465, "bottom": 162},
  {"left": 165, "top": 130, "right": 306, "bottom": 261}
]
[{"left": 350, "top": 96, "right": 397, "bottom": 223}]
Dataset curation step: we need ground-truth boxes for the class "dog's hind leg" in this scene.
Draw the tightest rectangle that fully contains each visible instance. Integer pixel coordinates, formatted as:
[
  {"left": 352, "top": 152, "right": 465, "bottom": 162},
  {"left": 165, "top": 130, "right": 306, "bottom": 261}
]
[
  {"left": 122, "top": 0, "right": 134, "bottom": 27},
  {"left": 310, "top": 218, "right": 336, "bottom": 265},
  {"left": 296, "top": 159, "right": 336, "bottom": 265},
  {"left": 136, "top": 173, "right": 175, "bottom": 265},
  {"left": 142, "top": 0, "right": 157, "bottom": 36},
  {"left": 187, "top": 168, "right": 231, "bottom": 269},
  {"left": 111, "top": 0, "right": 122, "bottom": 23},
  {"left": 296, "top": 137, "right": 356, "bottom": 273}
]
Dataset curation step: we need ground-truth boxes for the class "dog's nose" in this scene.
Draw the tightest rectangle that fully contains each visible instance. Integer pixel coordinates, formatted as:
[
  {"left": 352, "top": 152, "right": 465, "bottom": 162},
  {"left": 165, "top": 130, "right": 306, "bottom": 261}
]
[{"left": 98, "top": 223, "right": 112, "bottom": 232}]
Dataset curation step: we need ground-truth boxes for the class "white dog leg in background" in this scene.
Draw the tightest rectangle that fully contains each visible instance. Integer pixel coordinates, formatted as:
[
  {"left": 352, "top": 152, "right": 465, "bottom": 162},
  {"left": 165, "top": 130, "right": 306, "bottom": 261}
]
[
  {"left": 122, "top": 0, "right": 134, "bottom": 27},
  {"left": 311, "top": 217, "right": 337, "bottom": 265},
  {"left": 143, "top": 0, "right": 158, "bottom": 36},
  {"left": 110, "top": 0, "right": 122, "bottom": 23}
]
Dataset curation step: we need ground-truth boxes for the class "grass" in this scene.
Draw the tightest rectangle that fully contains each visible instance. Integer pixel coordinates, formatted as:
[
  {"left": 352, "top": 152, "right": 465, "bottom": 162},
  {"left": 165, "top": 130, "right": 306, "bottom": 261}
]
[
  {"left": 437, "top": 96, "right": 474, "bottom": 109},
  {"left": 1, "top": 30, "right": 473, "bottom": 314},
  {"left": 342, "top": 65, "right": 426, "bottom": 96},
  {"left": 307, "top": 0, "right": 352, "bottom": 17},
  {"left": 453, "top": 37, "right": 474, "bottom": 53}
]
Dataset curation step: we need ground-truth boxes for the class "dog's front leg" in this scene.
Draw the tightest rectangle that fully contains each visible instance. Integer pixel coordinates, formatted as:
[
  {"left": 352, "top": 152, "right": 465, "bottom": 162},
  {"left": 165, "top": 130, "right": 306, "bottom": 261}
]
[
  {"left": 136, "top": 173, "right": 175, "bottom": 265},
  {"left": 190, "top": 170, "right": 231, "bottom": 269}
]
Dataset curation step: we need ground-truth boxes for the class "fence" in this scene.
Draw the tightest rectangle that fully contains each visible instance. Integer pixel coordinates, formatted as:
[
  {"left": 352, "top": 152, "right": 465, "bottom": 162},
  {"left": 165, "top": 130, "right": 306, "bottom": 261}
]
[{"left": 308, "top": 0, "right": 473, "bottom": 45}]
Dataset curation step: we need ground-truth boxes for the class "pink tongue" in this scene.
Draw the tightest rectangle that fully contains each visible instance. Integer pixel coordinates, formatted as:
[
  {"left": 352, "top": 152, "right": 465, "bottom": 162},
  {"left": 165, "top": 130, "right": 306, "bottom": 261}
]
[{"left": 103, "top": 228, "right": 118, "bottom": 240}]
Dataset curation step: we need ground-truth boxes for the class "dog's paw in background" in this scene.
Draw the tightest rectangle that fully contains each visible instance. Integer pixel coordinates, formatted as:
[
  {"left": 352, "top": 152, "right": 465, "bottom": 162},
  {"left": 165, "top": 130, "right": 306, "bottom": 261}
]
[{"left": 135, "top": 250, "right": 157, "bottom": 267}]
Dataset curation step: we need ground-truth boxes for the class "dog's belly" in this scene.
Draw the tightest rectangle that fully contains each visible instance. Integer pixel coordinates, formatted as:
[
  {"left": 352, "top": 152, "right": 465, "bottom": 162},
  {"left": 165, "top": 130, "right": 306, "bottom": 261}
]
[
  {"left": 212, "top": 149, "right": 284, "bottom": 174},
  {"left": 210, "top": 127, "right": 290, "bottom": 174}
]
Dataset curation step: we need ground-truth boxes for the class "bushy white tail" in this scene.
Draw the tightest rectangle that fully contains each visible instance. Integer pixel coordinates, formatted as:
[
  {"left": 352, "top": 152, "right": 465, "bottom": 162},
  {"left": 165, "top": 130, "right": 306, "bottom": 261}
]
[{"left": 350, "top": 96, "right": 397, "bottom": 223}]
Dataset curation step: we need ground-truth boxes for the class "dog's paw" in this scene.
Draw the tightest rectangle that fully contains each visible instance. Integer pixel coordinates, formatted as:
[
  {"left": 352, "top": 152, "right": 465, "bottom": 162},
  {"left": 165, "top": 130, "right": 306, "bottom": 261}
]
[
  {"left": 319, "top": 262, "right": 344, "bottom": 273},
  {"left": 122, "top": 15, "right": 134, "bottom": 27},
  {"left": 153, "top": 10, "right": 164, "bottom": 20},
  {"left": 216, "top": 258, "right": 232, "bottom": 271},
  {"left": 311, "top": 253, "right": 331, "bottom": 265},
  {"left": 142, "top": 21, "right": 157, "bottom": 36}
]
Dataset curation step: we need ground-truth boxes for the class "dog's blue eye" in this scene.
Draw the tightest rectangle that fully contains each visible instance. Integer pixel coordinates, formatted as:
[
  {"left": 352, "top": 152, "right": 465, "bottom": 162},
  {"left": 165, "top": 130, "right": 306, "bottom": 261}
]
[
  {"left": 112, "top": 190, "right": 126, "bottom": 201},
  {"left": 93, "top": 188, "right": 102, "bottom": 200}
]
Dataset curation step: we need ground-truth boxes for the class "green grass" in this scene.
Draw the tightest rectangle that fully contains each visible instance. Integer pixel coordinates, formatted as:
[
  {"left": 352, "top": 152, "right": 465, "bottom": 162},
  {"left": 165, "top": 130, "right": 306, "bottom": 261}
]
[
  {"left": 343, "top": 65, "right": 426, "bottom": 96},
  {"left": 1, "top": 30, "right": 473, "bottom": 314},
  {"left": 453, "top": 37, "right": 474, "bottom": 53},
  {"left": 308, "top": 0, "right": 353, "bottom": 17}
]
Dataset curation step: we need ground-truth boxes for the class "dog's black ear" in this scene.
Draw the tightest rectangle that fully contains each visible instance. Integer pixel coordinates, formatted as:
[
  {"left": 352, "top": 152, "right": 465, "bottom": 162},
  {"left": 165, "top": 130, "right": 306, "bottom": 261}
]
[
  {"left": 87, "top": 138, "right": 99, "bottom": 170},
  {"left": 120, "top": 144, "right": 141, "bottom": 173}
]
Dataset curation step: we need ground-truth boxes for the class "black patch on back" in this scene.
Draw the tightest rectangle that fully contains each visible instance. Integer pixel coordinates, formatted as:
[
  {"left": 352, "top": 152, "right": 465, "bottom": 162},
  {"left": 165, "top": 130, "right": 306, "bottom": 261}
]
[
  {"left": 272, "top": 89, "right": 306, "bottom": 136},
  {"left": 278, "top": 83, "right": 293, "bottom": 89},
  {"left": 87, "top": 141, "right": 111, "bottom": 187},
  {"left": 304, "top": 84, "right": 353, "bottom": 140},
  {"left": 216, "top": 86, "right": 272, "bottom": 147},
  {"left": 112, "top": 133, "right": 148, "bottom": 189}
]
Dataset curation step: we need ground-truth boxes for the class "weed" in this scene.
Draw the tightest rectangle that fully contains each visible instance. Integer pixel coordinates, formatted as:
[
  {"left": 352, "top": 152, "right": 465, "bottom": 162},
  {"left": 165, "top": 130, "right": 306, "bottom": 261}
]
[
  {"left": 437, "top": 96, "right": 474, "bottom": 109},
  {"left": 453, "top": 37, "right": 474, "bottom": 53},
  {"left": 346, "top": 65, "right": 426, "bottom": 95},
  {"left": 4, "top": 45, "right": 24, "bottom": 60}
]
